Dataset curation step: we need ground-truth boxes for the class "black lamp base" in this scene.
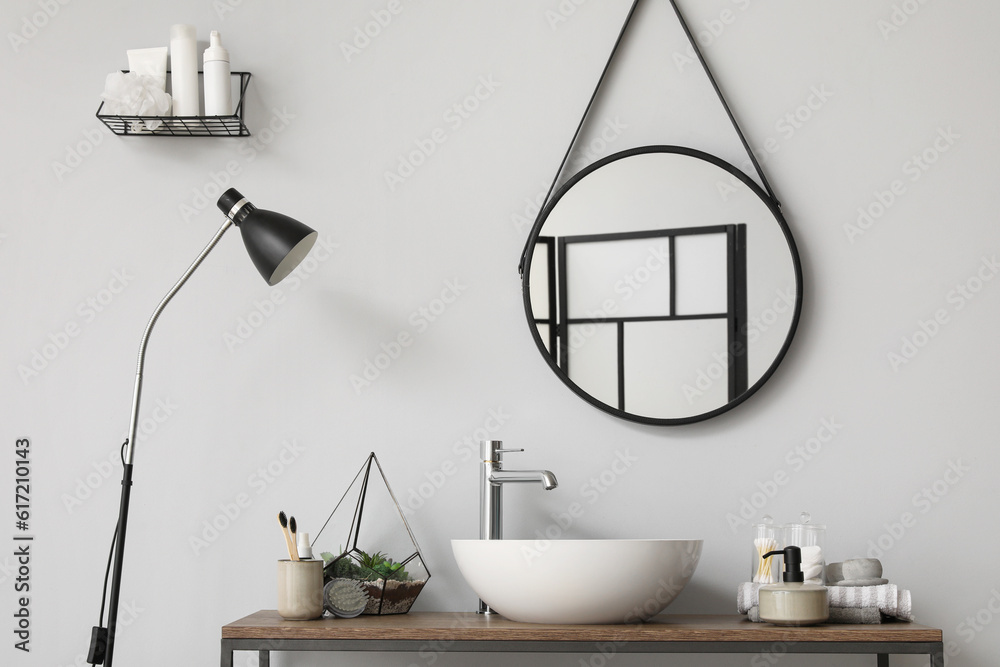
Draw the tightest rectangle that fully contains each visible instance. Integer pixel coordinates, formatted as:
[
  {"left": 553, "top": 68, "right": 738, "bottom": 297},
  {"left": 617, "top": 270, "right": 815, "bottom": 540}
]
[{"left": 87, "top": 626, "right": 108, "bottom": 664}]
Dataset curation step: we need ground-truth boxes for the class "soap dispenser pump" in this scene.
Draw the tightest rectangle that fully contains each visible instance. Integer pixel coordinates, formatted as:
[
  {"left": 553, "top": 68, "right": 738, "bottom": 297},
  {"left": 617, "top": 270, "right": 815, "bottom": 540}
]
[{"left": 758, "top": 546, "right": 829, "bottom": 626}]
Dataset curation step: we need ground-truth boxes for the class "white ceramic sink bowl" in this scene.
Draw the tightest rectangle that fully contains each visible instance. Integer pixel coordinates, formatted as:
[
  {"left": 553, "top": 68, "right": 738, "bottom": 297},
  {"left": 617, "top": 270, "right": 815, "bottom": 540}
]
[{"left": 452, "top": 539, "right": 702, "bottom": 624}]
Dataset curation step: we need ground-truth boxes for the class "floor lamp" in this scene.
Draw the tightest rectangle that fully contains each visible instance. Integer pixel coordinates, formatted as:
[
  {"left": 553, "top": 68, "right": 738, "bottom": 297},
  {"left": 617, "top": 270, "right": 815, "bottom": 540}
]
[{"left": 87, "top": 188, "right": 318, "bottom": 666}]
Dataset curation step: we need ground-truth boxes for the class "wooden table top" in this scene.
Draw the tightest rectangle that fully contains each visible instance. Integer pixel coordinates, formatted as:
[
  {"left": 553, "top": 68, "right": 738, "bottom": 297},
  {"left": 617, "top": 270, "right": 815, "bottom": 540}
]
[{"left": 223, "top": 611, "right": 942, "bottom": 643}]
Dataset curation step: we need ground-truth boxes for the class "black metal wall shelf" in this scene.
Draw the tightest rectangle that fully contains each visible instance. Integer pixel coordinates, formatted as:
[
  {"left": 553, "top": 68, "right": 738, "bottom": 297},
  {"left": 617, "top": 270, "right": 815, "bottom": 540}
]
[{"left": 96, "top": 71, "right": 252, "bottom": 137}]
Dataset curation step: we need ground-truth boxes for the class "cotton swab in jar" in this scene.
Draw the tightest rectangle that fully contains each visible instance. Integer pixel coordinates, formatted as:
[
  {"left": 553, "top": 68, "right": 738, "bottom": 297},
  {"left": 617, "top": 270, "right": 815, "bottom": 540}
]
[{"left": 754, "top": 537, "right": 779, "bottom": 583}]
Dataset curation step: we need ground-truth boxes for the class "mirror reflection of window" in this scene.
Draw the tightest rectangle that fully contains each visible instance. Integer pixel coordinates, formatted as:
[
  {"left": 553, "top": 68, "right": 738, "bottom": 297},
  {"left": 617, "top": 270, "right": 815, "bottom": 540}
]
[
  {"left": 564, "top": 322, "right": 619, "bottom": 409},
  {"left": 624, "top": 319, "right": 730, "bottom": 417},
  {"left": 675, "top": 233, "right": 728, "bottom": 316},
  {"left": 565, "top": 237, "right": 672, "bottom": 320},
  {"left": 543, "top": 225, "right": 747, "bottom": 418},
  {"left": 529, "top": 237, "right": 556, "bottom": 355}
]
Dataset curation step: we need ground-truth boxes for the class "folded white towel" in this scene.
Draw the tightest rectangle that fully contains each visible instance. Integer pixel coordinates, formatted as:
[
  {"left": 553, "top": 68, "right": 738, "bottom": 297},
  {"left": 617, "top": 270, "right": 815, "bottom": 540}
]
[
  {"left": 737, "top": 582, "right": 914, "bottom": 621},
  {"left": 826, "top": 584, "right": 914, "bottom": 621}
]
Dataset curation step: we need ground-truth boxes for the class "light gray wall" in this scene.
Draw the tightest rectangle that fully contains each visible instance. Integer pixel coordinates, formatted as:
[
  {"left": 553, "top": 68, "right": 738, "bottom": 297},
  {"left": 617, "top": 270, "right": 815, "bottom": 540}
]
[{"left": 3, "top": 1, "right": 997, "bottom": 666}]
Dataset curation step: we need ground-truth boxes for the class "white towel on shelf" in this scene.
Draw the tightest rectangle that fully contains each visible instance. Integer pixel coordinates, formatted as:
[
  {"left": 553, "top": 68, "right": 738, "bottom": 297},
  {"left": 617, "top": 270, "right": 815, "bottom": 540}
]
[
  {"left": 737, "top": 582, "right": 760, "bottom": 614},
  {"left": 826, "top": 584, "right": 914, "bottom": 621},
  {"left": 737, "top": 582, "right": 914, "bottom": 621}
]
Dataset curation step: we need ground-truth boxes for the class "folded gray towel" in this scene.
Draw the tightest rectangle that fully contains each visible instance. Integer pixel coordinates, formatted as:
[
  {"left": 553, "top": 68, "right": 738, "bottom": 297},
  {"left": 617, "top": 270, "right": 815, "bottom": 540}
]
[{"left": 747, "top": 605, "right": 883, "bottom": 624}]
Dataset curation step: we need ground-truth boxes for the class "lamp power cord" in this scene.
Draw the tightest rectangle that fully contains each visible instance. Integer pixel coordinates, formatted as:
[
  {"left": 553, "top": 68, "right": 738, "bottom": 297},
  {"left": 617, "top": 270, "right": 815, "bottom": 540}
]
[{"left": 87, "top": 438, "right": 128, "bottom": 665}]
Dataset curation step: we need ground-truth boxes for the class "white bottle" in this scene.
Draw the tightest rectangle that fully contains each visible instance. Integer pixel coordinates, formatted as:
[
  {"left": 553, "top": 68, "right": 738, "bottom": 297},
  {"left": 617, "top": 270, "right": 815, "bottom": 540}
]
[
  {"left": 203, "top": 30, "right": 232, "bottom": 116},
  {"left": 296, "top": 532, "right": 313, "bottom": 560},
  {"left": 170, "top": 24, "right": 199, "bottom": 116}
]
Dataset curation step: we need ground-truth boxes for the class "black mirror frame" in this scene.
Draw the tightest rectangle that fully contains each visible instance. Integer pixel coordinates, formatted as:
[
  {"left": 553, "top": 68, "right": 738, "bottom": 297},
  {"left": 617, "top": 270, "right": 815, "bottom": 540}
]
[{"left": 520, "top": 145, "right": 804, "bottom": 426}]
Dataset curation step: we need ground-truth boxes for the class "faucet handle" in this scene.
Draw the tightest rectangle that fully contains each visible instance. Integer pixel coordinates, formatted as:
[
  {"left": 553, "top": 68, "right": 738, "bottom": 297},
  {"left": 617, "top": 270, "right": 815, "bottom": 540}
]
[{"left": 481, "top": 440, "right": 524, "bottom": 462}]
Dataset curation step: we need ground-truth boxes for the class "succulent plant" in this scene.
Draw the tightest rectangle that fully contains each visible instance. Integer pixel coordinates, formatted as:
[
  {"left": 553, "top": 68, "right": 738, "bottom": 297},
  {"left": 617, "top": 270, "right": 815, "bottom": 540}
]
[{"left": 321, "top": 548, "right": 410, "bottom": 582}]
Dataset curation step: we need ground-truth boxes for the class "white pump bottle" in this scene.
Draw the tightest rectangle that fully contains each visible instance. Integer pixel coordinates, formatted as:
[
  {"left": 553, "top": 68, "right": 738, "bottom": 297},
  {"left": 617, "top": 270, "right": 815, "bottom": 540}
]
[{"left": 203, "top": 30, "right": 232, "bottom": 116}]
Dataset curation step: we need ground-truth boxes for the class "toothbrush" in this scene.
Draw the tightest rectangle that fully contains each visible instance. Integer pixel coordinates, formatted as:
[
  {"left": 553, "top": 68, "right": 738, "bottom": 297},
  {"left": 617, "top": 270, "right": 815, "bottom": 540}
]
[
  {"left": 289, "top": 516, "right": 299, "bottom": 558},
  {"left": 278, "top": 511, "right": 299, "bottom": 561}
]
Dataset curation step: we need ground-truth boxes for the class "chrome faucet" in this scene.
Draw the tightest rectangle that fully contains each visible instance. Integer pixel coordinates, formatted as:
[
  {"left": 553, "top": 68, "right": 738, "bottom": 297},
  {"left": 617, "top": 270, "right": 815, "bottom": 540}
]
[{"left": 479, "top": 440, "right": 558, "bottom": 614}]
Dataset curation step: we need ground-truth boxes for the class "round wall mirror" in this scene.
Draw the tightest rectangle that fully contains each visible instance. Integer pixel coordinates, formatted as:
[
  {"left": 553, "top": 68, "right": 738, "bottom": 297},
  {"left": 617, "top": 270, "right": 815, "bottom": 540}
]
[{"left": 521, "top": 145, "right": 802, "bottom": 425}]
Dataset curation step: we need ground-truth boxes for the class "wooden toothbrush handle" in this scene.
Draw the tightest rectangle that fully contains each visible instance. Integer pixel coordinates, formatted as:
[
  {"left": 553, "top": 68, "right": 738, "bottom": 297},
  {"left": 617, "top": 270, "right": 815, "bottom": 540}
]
[{"left": 282, "top": 527, "right": 299, "bottom": 561}]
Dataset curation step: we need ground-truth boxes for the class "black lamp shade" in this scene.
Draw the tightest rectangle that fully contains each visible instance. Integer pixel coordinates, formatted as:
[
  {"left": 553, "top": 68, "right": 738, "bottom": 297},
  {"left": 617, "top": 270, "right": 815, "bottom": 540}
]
[{"left": 218, "top": 188, "right": 318, "bottom": 286}]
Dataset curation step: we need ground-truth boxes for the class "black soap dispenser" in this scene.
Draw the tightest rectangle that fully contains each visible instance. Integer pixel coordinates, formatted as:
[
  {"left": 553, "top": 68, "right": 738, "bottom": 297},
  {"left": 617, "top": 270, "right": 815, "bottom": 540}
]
[{"left": 758, "top": 546, "right": 829, "bottom": 626}]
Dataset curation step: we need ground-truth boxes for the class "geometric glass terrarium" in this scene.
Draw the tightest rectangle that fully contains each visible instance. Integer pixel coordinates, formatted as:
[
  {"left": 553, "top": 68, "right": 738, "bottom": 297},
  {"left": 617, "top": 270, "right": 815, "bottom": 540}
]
[{"left": 312, "top": 452, "right": 430, "bottom": 615}]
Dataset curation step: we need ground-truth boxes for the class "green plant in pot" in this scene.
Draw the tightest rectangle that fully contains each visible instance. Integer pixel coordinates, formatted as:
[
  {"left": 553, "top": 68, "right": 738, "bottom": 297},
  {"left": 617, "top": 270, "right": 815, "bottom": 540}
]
[
  {"left": 322, "top": 549, "right": 409, "bottom": 581},
  {"left": 321, "top": 548, "right": 427, "bottom": 615}
]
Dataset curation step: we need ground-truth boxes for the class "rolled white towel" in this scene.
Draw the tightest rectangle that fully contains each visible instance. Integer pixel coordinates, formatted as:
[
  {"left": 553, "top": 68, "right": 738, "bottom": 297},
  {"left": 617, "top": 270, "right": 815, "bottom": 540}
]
[
  {"left": 737, "top": 582, "right": 761, "bottom": 614},
  {"left": 899, "top": 588, "right": 912, "bottom": 620}
]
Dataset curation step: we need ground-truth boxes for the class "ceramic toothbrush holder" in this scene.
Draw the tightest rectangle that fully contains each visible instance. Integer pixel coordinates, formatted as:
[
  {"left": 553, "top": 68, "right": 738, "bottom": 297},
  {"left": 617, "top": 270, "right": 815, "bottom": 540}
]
[{"left": 277, "top": 559, "right": 324, "bottom": 620}]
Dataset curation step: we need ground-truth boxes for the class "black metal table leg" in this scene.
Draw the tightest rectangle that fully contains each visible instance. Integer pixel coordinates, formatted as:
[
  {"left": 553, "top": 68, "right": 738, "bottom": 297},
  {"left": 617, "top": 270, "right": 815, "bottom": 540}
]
[
  {"left": 877, "top": 654, "right": 889, "bottom": 667},
  {"left": 220, "top": 639, "right": 233, "bottom": 667},
  {"left": 259, "top": 649, "right": 269, "bottom": 667}
]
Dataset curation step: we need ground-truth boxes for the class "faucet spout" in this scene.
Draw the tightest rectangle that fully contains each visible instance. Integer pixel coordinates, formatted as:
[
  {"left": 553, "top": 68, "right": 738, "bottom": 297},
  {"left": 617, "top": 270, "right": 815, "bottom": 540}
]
[{"left": 489, "top": 469, "right": 559, "bottom": 490}]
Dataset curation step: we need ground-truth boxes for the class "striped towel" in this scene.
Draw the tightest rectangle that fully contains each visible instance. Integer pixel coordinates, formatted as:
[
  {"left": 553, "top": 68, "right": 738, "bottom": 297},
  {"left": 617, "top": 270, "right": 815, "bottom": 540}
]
[
  {"left": 827, "top": 584, "right": 913, "bottom": 621},
  {"left": 737, "top": 582, "right": 914, "bottom": 621}
]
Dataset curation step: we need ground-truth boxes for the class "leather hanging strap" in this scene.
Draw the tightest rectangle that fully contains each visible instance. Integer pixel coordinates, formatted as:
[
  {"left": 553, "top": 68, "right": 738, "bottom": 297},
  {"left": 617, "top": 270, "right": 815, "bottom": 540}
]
[
  {"left": 519, "top": 0, "right": 778, "bottom": 275},
  {"left": 666, "top": 0, "right": 778, "bottom": 204}
]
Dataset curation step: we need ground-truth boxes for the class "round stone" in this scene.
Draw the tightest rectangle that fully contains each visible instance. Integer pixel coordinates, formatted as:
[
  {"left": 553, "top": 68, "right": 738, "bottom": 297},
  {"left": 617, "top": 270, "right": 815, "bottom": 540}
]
[{"left": 842, "top": 558, "right": 883, "bottom": 580}]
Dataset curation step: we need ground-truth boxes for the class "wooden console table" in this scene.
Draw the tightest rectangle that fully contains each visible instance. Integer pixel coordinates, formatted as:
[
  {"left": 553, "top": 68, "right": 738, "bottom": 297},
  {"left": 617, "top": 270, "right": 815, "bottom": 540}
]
[{"left": 221, "top": 611, "right": 943, "bottom": 666}]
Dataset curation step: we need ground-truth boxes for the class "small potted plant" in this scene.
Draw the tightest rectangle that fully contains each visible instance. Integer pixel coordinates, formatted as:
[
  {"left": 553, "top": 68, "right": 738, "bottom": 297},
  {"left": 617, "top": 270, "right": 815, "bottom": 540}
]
[{"left": 321, "top": 547, "right": 428, "bottom": 615}]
